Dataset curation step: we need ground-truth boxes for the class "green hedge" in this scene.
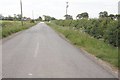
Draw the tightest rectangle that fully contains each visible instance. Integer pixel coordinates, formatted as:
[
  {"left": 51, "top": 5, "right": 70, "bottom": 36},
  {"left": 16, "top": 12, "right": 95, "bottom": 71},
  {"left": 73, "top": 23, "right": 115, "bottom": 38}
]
[{"left": 53, "top": 18, "right": 118, "bottom": 47}]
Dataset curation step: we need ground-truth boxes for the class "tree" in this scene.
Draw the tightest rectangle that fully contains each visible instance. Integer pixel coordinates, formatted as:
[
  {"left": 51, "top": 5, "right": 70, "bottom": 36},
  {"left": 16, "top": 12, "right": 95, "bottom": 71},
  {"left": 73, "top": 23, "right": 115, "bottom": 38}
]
[
  {"left": 43, "top": 15, "right": 51, "bottom": 21},
  {"left": 76, "top": 14, "right": 82, "bottom": 19},
  {"left": 64, "top": 14, "right": 73, "bottom": 20},
  {"left": 99, "top": 11, "right": 108, "bottom": 18},
  {"left": 43, "top": 15, "right": 56, "bottom": 21},
  {"left": 103, "top": 11, "right": 108, "bottom": 17},
  {"left": 39, "top": 16, "right": 42, "bottom": 21},
  {"left": 76, "top": 12, "right": 89, "bottom": 19},
  {"left": 35, "top": 16, "right": 42, "bottom": 21},
  {"left": 99, "top": 12, "right": 104, "bottom": 18},
  {"left": 81, "top": 12, "right": 89, "bottom": 19},
  {"left": 108, "top": 14, "right": 115, "bottom": 20},
  {"left": 115, "top": 14, "right": 120, "bottom": 20},
  {"left": 38, "top": 16, "right": 42, "bottom": 21},
  {"left": 51, "top": 17, "right": 56, "bottom": 20}
]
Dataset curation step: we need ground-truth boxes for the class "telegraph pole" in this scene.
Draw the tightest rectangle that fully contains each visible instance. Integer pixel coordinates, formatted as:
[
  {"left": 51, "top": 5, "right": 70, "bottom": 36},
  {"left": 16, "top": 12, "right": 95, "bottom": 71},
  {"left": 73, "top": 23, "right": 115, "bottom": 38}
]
[
  {"left": 32, "top": 10, "right": 34, "bottom": 20},
  {"left": 66, "top": 2, "right": 69, "bottom": 15},
  {"left": 20, "top": 0, "right": 23, "bottom": 26}
]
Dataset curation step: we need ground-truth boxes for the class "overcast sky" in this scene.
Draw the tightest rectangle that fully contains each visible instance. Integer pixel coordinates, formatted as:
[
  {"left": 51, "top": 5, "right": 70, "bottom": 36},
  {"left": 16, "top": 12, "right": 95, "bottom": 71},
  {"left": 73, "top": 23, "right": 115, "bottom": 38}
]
[{"left": 0, "top": 0, "right": 119, "bottom": 19}]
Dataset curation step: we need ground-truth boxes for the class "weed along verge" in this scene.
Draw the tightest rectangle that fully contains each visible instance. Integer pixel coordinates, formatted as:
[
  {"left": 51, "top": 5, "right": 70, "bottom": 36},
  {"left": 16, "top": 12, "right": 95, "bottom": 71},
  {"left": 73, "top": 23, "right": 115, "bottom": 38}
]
[{"left": 1, "top": 21, "right": 37, "bottom": 38}]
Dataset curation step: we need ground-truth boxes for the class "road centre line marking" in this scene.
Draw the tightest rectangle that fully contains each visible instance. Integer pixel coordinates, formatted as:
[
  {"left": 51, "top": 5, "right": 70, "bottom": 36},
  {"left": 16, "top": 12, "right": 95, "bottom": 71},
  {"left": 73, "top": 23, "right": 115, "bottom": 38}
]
[
  {"left": 34, "top": 42, "right": 40, "bottom": 58},
  {"left": 28, "top": 73, "right": 33, "bottom": 76}
]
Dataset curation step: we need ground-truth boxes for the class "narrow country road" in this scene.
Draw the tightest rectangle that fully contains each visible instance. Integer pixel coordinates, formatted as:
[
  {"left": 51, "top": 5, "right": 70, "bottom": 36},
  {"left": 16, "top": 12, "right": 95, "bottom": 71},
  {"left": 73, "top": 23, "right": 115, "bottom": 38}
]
[{"left": 2, "top": 22, "right": 117, "bottom": 78}]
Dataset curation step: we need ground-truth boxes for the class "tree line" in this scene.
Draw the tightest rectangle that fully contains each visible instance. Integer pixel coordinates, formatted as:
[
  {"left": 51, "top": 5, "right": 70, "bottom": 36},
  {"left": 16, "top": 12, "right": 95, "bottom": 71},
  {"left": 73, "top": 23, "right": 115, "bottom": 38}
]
[
  {"left": 0, "top": 14, "right": 31, "bottom": 21},
  {"left": 64, "top": 11, "right": 120, "bottom": 20},
  {"left": 53, "top": 11, "right": 119, "bottom": 47},
  {"left": 0, "top": 14, "right": 57, "bottom": 22}
]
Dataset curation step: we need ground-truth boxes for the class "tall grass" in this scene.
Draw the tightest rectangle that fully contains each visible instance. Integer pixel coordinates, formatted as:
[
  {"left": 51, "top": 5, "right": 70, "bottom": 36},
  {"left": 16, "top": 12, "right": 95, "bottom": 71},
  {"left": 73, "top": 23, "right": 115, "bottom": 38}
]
[
  {"left": 47, "top": 23, "right": 118, "bottom": 68},
  {"left": 1, "top": 21, "right": 37, "bottom": 38}
]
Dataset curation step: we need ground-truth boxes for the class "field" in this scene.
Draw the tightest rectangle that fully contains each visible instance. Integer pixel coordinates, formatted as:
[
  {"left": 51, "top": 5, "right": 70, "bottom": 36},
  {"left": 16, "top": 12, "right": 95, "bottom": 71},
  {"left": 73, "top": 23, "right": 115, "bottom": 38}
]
[
  {"left": 47, "top": 22, "right": 118, "bottom": 68},
  {"left": 1, "top": 20, "right": 37, "bottom": 38}
]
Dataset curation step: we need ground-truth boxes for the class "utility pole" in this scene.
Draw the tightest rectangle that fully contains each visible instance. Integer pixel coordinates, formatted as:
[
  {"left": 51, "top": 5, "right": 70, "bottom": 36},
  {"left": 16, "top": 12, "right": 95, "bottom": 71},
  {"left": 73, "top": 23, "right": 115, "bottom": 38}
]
[
  {"left": 66, "top": 2, "right": 69, "bottom": 15},
  {"left": 32, "top": 10, "right": 34, "bottom": 20},
  {"left": 20, "top": 0, "right": 23, "bottom": 26}
]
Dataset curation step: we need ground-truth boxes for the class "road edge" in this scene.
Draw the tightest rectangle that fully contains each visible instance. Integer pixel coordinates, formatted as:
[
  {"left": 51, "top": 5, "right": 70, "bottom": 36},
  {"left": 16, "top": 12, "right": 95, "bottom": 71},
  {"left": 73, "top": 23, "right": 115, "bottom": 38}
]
[{"left": 46, "top": 22, "right": 118, "bottom": 78}]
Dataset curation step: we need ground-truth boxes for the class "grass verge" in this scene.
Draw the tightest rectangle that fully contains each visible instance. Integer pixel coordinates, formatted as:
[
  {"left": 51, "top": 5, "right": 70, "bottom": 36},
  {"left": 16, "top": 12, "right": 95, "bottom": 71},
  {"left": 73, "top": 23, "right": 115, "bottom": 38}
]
[
  {"left": 1, "top": 21, "right": 37, "bottom": 38},
  {"left": 47, "top": 22, "right": 118, "bottom": 68}
]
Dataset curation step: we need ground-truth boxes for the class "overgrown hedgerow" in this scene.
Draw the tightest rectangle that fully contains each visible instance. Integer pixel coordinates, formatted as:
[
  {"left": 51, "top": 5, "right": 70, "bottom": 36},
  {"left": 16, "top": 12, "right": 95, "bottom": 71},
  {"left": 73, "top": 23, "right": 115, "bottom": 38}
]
[{"left": 53, "top": 18, "right": 118, "bottom": 47}]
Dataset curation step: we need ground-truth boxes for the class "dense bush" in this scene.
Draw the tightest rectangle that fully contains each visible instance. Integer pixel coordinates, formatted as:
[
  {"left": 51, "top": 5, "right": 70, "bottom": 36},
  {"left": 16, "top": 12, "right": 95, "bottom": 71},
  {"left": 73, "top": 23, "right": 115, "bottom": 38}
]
[{"left": 53, "top": 18, "right": 118, "bottom": 47}]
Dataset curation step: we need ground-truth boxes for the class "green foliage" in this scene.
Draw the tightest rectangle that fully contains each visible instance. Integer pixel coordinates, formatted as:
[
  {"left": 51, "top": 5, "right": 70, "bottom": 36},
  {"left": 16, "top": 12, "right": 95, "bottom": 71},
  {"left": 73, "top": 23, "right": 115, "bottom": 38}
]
[
  {"left": 30, "top": 20, "right": 35, "bottom": 23},
  {"left": 64, "top": 15, "right": 73, "bottom": 20},
  {"left": 51, "top": 17, "right": 56, "bottom": 20},
  {"left": 76, "top": 12, "right": 89, "bottom": 19},
  {"left": 43, "top": 15, "right": 56, "bottom": 21},
  {"left": 2, "top": 21, "right": 36, "bottom": 38},
  {"left": 53, "top": 18, "right": 118, "bottom": 47},
  {"left": 99, "top": 11, "right": 108, "bottom": 18},
  {"left": 35, "top": 16, "right": 42, "bottom": 21}
]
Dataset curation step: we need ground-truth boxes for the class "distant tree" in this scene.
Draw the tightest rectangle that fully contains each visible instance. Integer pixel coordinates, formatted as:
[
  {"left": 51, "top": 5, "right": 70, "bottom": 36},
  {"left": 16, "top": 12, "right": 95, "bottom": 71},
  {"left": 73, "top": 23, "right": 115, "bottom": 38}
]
[
  {"left": 1, "top": 14, "right": 31, "bottom": 21},
  {"left": 99, "top": 11, "right": 108, "bottom": 18},
  {"left": 35, "top": 16, "right": 42, "bottom": 21},
  {"left": 43, "top": 15, "right": 56, "bottom": 21},
  {"left": 38, "top": 16, "right": 42, "bottom": 21},
  {"left": 43, "top": 15, "right": 51, "bottom": 21},
  {"left": 115, "top": 14, "right": 120, "bottom": 20},
  {"left": 81, "top": 12, "right": 89, "bottom": 19},
  {"left": 76, "top": 14, "right": 82, "bottom": 19},
  {"left": 99, "top": 12, "right": 104, "bottom": 18},
  {"left": 108, "top": 14, "right": 115, "bottom": 20},
  {"left": 64, "top": 14, "right": 73, "bottom": 20},
  {"left": 76, "top": 12, "right": 89, "bottom": 19},
  {"left": 51, "top": 17, "right": 56, "bottom": 20},
  {"left": 103, "top": 11, "right": 108, "bottom": 17}
]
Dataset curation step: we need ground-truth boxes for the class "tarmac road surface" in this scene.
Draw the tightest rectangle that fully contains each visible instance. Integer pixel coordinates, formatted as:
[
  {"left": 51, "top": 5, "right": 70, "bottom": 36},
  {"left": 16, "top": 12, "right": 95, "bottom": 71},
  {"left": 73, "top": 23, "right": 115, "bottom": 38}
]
[{"left": 2, "top": 22, "right": 117, "bottom": 78}]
